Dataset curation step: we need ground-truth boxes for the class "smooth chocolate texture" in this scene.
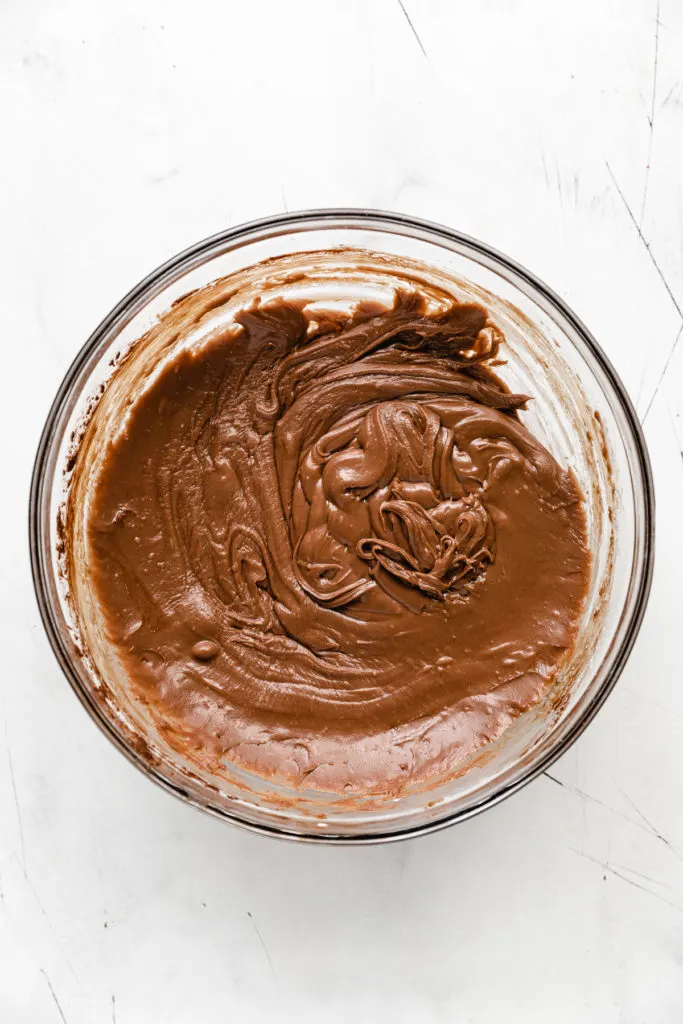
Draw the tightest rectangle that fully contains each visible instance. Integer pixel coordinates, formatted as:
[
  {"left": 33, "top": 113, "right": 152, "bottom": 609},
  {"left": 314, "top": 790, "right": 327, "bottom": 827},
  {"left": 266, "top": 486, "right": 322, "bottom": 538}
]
[{"left": 87, "top": 284, "right": 589, "bottom": 794}]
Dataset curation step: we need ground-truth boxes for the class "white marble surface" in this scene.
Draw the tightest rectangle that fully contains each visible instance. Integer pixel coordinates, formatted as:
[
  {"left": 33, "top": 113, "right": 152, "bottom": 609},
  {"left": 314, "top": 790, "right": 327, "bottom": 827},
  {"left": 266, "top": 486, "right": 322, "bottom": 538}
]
[{"left": 2, "top": 1, "right": 683, "bottom": 1020}]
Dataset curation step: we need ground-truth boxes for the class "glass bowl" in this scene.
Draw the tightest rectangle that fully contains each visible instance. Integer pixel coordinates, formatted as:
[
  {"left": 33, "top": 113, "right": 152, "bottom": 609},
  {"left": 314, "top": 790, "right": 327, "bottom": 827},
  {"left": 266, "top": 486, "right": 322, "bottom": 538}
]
[{"left": 29, "top": 210, "right": 654, "bottom": 843}]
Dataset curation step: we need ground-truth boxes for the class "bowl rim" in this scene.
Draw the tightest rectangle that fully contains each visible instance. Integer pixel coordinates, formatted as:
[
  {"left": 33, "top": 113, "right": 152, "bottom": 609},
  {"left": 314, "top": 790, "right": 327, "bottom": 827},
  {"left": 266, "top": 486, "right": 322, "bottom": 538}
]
[{"left": 29, "top": 208, "right": 655, "bottom": 844}]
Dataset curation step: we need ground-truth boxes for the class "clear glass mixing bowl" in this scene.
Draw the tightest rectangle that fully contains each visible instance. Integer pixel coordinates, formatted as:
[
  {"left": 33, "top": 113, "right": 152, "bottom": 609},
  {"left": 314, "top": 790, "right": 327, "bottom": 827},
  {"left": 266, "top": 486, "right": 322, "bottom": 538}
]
[{"left": 29, "top": 210, "right": 654, "bottom": 843}]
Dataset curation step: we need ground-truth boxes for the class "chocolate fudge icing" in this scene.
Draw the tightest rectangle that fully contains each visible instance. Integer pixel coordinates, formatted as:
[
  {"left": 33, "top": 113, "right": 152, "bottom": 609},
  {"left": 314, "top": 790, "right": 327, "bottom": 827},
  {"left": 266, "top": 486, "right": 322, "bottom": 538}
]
[{"left": 86, "top": 275, "right": 589, "bottom": 795}]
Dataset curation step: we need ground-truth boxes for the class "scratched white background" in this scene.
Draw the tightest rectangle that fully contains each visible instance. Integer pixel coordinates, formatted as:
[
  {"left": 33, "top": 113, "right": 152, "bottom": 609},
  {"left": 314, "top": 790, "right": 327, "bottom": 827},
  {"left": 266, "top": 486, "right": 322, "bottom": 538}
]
[{"left": 1, "top": 1, "right": 683, "bottom": 1021}]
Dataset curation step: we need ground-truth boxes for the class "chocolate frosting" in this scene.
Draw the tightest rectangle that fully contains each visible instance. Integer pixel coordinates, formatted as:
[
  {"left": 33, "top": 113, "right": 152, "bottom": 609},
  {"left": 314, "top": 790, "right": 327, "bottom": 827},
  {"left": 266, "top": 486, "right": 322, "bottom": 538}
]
[{"left": 87, "top": 280, "right": 589, "bottom": 794}]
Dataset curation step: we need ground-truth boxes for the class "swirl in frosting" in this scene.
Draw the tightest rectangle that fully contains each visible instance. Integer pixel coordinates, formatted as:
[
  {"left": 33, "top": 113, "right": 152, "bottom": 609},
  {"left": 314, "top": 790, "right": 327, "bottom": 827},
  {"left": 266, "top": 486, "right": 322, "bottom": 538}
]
[{"left": 86, "top": 276, "right": 589, "bottom": 794}]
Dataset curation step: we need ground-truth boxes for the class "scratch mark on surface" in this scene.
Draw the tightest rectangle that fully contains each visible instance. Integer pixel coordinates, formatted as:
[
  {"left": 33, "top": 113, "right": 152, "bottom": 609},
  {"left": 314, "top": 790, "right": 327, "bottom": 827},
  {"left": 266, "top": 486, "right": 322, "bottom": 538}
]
[
  {"left": 554, "top": 156, "right": 563, "bottom": 209},
  {"left": 363, "top": 0, "right": 377, "bottom": 105},
  {"left": 149, "top": 167, "right": 179, "bottom": 185},
  {"left": 6, "top": 730, "right": 26, "bottom": 871},
  {"left": 581, "top": 786, "right": 588, "bottom": 851},
  {"left": 625, "top": 55, "right": 652, "bottom": 123},
  {"left": 642, "top": 323, "right": 683, "bottom": 423},
  {"left": 573, "top": 172, "right": 579, "bottom": 208},
  {"left": 40, "top": 969, "right": 68, "bottom": 1024},
  {"left": 635, "top": 360, "right": 648, "bottom": 411},
  {"left": 20, "top": 865, "right": 81, "bottom": 987},
  {"left": 640, "top": 0, "right": 661, "bottom": 226},
  {"left": 247, "top": 911, "right": 278, "bottom": 988},
  {"left": 606, "top": 161, "right": 683, "bottom": 319},
  {"left": 541, "top": 151, "right": 550, "bottom": 190},
  {"left": 544, "top": 771, "right": 565, "bottom": 787},
  {"left": 617, "top": 785, "right": 683, "bottom": 862},
  {"left": 397, "top": 0, "right": 427, "bottom": 59},
  {"left": 659, "top": 80, "right": 679, "bottom": 111},
  {"left": 279, "top": 184, "right": 289, "bottom": 213},
  {"left": 543, "top": 772, "right": 679, "bottom": 849},
  {"left": 396, "top": 839, "right": 411, "bottom": 881},
  {"left": 610, "top": 861, "right": 677, "bottom": 892},
  {"left": 620, "top": 683, "right": 683, "bottom": 721},
  {"left": 590, "top": 186, "right": 610, "bottom": 211},
  {"left": 112, "top": 994, "right": 116, "bottom": 1023},
  {"left": 567, "top": 848, "right": 682, "bottom": 912}
]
